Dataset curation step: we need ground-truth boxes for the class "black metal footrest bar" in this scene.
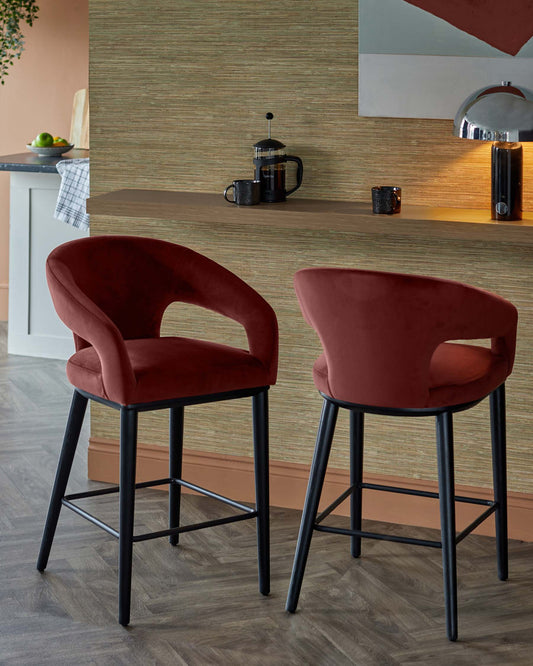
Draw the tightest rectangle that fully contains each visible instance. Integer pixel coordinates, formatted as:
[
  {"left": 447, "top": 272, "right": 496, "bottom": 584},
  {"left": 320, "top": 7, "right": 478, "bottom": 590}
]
[
  {"left": 314, "top": 524, "right": 442, "bottom": 548},
  {"left": 314, "top": 484, "right": 498, "bottom": 548},
  {"left": 173, "top": 478, "right": 256, "bottom": 514},
  {"left": 315, "top": 485, "right": 354, "bottom": 524},
  {"left": 62, "top": 499, "right": 120, "bottom": 538},
  {"left": 317, "top": 484, "right": 494, "bottom": 528},
  {"left": 61, "top": 476, "right": 257, "bottom": 543},
  {"left": 361, "top": 482, "right": 494, "bottom": 506},
  {"left": 64, "top": 477, "right": 173, "bottom": 502},
  {"left": 65, "top": 477, "right": 255, "bottom": 515},
  {"left": 456, "top": 504, "right": 497, "bottom": 544},
  {"left": 133, "top": 511, "right": 257, "bottom": 543}
]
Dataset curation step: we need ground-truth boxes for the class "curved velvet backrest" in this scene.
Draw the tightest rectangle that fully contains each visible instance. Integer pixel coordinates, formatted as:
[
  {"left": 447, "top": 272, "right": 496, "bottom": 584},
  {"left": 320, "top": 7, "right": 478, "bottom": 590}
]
[
  {"left": 294, "top": 268, "right": 517, "bottom": 408},
  {"left": 47, "top": 236, "right": 278, "bottom": 404}
]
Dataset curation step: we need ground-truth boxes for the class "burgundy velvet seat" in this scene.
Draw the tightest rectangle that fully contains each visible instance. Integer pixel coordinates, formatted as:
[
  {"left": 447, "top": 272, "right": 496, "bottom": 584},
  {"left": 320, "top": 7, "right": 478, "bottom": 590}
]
[
  {"left": 37, "top": 235, "right": 278, "bottom": 626},
  {"left": 286, "top": 267, "right": 517, "bottom": 641},
  {"left": 68, "top": 337, "right": 271, "bottom": 405}
]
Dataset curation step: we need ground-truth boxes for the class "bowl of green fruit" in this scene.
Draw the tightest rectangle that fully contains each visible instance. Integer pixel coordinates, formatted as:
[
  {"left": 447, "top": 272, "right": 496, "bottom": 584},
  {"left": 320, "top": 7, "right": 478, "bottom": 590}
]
[{"left": 26, "top": 132, "right": 74, "bottom": 157}]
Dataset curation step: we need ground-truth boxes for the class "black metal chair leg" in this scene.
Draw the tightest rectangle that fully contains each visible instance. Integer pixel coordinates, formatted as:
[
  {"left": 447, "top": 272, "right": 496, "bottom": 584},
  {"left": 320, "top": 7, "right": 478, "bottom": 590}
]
[
  {"left": 490, "top": 383, "right": 508, "bottom": 581},
  {"left": 37, "top": 390, "right": 88, "bottom": 572},
  {"left": 350, "top": 410, "right": 364, "bottom": 558},
  {"left": 253, "top": 389, "right": 270, "bottom": 596},
  {"left": 169, "top": 406, "right": 184, "bottom": 546},
  {"left": 286, "top": 398, "right": 339, "bottom": 613},
  {"left": 118, "top": 407, "right": 138, "bottom": 627},
  {"left": 436, "top": 411, "right": 458, "bottom": 642}
]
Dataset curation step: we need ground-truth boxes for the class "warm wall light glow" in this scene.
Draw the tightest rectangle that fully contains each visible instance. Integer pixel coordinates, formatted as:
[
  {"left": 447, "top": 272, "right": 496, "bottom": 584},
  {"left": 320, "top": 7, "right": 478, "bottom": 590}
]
[{"left": 424, "top": 141, "right": 491, "bottom": 211}]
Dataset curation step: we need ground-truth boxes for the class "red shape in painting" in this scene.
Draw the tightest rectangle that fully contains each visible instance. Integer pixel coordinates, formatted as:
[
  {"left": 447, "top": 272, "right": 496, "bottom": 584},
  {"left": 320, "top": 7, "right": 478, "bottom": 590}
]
[{"left": 404, "top": 0, "right": 533, "bottom": 56}]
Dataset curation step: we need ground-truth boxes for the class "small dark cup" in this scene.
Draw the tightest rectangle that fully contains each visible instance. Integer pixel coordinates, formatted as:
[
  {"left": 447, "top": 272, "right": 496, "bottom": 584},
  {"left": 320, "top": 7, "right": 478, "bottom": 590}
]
[
  {"left": 224, "top": 179, "right": 261, "bottom": 206},
  {"left": 372, "top": 186, "right": 401, "bottom": 215}
]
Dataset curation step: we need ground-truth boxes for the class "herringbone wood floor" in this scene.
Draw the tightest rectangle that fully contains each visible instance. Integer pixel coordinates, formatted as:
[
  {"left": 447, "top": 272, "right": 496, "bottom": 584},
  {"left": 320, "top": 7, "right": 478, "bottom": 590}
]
[{"left": 1, "top": 323, "right": 533, "bottom": 665}]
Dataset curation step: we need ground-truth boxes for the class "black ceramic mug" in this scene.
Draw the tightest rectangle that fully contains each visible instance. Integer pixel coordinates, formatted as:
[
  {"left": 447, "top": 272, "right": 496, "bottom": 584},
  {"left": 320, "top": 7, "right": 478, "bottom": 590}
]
[
  {"left": 372, "top": 186, "right": 401, "bottom": 214},
  {"left": 224, "top": 179, "right": 261, "bottom": 206}
]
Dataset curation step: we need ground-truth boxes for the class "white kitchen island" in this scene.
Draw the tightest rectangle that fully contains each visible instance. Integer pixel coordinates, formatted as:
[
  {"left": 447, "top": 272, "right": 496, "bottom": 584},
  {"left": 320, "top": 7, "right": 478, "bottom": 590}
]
[{"left": 0, "top": 150, "right": 89, "bottom": 359}]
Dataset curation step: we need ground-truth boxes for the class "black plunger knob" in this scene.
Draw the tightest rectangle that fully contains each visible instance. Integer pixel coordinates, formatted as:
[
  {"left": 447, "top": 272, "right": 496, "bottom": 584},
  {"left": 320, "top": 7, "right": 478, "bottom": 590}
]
[{"left": 266, "top": 112, "right": 274, "bottom": 120}]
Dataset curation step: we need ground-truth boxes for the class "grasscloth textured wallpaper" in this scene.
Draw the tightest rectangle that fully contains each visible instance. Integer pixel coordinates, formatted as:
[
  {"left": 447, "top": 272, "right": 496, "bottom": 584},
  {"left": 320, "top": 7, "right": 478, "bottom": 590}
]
[
  {"left": 90, "top": 0, "right": 533, "bottom": 208},
  {"left": 89, "top": 1, "right": 533, "bottom": 493}
]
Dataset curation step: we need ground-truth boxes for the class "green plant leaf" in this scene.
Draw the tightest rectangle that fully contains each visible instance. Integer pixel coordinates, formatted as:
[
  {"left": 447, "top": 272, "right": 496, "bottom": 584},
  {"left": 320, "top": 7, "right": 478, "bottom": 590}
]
[{"left": 0, "top": 0, "right": 39, "bottom": 84}]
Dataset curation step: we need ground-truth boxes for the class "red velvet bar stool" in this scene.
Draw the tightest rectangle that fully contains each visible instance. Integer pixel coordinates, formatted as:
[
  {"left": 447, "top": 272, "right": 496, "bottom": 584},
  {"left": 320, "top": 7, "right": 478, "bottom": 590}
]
[
  {"left": 37, "top": 235, "right": 278, "bottom": 626},
  {"left": 286, "top": 267, "right": 517, "bottom": 641}
]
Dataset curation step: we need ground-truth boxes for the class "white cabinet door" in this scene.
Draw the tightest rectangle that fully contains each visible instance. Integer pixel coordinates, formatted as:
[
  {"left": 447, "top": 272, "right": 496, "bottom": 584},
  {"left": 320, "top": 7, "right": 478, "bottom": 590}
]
[{"left": 8, "top": 171, "right": 89, "bottom": 359}]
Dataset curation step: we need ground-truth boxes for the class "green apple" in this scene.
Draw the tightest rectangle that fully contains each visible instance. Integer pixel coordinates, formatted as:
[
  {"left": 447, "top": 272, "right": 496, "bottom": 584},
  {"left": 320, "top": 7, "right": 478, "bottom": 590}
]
[{"left": 34, "top": 132, "right": 54, "bottom": 147}]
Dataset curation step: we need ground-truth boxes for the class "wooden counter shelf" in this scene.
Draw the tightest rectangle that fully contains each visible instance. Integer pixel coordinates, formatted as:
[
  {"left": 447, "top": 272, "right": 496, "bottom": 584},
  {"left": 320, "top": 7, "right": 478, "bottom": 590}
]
[{"left": 87, "top": 189, "right": 533, "bottom": 245}]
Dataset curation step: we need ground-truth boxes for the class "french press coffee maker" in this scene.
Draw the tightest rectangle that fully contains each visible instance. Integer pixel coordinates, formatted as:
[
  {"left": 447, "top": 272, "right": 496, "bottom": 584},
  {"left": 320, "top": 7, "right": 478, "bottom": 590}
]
[{"left": 253, "top": 113, "right": 303, "bottom": 203}]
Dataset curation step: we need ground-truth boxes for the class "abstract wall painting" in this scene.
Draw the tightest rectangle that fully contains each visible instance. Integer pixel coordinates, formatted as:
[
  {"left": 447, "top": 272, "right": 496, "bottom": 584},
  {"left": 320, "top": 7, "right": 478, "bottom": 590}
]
[{"left": 358, "top": 0, "right": 533, "bottom": 119}]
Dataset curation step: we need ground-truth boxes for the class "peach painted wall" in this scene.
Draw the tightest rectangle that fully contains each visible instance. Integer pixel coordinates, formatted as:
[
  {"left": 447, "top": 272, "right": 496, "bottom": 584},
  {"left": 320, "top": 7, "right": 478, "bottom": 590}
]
[{"left": 0, "top": 0, "right": 88, "bottom": 320}]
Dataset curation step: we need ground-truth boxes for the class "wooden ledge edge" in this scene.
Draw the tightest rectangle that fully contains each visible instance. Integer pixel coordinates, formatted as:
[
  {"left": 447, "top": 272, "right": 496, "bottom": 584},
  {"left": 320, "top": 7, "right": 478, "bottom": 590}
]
[{"left": 86, "top": 190, "right": 533, "bottom": 245}]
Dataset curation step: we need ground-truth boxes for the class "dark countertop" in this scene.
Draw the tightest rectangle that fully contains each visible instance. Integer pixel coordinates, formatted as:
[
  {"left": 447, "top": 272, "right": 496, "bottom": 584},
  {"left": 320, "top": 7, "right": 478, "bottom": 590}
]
[{"left": 0, "top": 149, "right": 89, "bottom": 173}]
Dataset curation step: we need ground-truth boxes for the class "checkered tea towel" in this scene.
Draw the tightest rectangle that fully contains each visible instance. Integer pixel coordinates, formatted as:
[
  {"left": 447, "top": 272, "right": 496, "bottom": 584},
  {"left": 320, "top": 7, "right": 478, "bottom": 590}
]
[{"left": 54, "top": 158, "right": 90, "bottom": 231}]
